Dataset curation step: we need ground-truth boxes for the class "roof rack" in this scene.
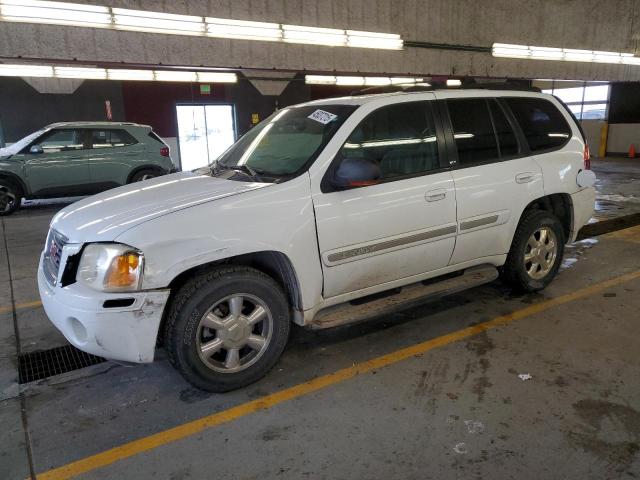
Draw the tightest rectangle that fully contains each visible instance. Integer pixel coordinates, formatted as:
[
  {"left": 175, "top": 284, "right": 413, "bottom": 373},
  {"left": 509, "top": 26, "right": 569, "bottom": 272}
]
[{"left": 352, "top": 81, "right": 540, "bottom": 96}]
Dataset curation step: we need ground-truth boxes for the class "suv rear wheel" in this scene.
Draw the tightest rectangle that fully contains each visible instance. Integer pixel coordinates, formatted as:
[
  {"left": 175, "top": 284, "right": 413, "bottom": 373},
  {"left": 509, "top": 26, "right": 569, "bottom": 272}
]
[
  {"left": 501, "top": 210, "right": 565, "bottom": 292},
  {"left": 0, "top": 179, "right": 22, "bottom": 216},
  {"left": 164, "top": 266, "right": 290, "bottom": 392},
  {"left": 130, "top": 169, "right": 159, "bottom": 182}
]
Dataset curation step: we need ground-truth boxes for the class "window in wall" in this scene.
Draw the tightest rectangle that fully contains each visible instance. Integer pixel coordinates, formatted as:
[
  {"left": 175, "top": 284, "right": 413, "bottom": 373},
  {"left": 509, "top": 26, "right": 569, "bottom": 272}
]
[
  {"left": 447, "top": 98, "right": 499, "bottom": 164},
  {"left": 340, "top": 101, "right": 440, "bottom": 179},
  {"left": 542, "top": 81, "right": 610, "bottom": 120},
  {"left": 91, "top": 129, "right": 138, "bottom": 148},
  {"left": 37, "top": 129, "right": 85, "bottom": 152},
  {"left": 505, "top": 98, "right": 572, "bottom": 152}
]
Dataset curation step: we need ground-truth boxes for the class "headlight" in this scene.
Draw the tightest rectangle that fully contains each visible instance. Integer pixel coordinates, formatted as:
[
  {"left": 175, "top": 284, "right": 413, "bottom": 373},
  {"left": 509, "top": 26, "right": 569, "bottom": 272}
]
[{"left": 77, "top": 243, "right": 144, "bottom": 292}]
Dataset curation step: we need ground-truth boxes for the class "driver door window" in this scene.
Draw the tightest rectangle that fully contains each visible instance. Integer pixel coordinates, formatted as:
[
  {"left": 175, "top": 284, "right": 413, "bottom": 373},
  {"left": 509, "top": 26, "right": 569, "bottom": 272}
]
[{"left": 339, "top": 101, "right": 440, "bottom": 180}]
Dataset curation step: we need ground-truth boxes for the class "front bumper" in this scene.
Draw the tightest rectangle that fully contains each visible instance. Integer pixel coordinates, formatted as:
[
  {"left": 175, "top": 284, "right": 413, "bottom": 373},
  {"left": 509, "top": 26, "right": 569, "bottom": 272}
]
[{"left": 38, "top": 260, "right": 170, "bottom": 363}]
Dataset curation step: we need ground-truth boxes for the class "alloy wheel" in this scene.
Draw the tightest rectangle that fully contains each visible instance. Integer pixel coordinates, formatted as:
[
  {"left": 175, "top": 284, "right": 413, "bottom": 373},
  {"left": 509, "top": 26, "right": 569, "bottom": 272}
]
[{"left": 524, "top": 226, "right": 558, "bottom": 280}]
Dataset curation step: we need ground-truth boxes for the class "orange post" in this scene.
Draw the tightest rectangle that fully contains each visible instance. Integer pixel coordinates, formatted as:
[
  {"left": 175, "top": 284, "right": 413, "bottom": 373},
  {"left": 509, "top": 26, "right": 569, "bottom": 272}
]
[{"left": 629, "top": 144, "right": 636, "bottom": 158}]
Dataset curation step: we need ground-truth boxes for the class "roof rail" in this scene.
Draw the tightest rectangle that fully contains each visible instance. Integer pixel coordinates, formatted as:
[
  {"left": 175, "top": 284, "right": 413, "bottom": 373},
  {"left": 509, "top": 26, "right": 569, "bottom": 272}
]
[{"left": 351, "top": 81, "right": 540, "bottom": 96}]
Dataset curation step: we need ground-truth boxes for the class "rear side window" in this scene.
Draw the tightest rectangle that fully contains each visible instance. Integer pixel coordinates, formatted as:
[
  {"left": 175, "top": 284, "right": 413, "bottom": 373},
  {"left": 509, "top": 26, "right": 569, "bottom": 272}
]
[
  {"left": 91, "top": 129, "right": 138, "bottom": 149},
  {"left": 147, "top": 131, "right": 166, "bottom": 145},
  {"left": 488, "top": 100, "right": 518, "bottom": 157},
  {"left": 504, "top": 98, "right": 572, "bottom": 152},
  {"left": 446, "top": 99, "right": 498, "bottom": 165},
  {"left": 340, "top": 101, "right": 440, "bottom": 180}
]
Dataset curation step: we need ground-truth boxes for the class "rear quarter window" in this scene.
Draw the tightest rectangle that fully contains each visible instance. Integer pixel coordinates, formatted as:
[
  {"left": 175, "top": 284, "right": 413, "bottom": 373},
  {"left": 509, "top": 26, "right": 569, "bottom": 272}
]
[{"left": 504, "top": 97, "right": 572, "bottom": 152}]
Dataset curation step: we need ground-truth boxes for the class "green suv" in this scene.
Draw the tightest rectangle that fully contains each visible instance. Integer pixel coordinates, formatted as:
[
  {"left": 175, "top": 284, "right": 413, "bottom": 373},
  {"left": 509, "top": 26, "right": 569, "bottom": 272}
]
[{"left": 0, "top": 122, "right": 176, "bottom": 215}]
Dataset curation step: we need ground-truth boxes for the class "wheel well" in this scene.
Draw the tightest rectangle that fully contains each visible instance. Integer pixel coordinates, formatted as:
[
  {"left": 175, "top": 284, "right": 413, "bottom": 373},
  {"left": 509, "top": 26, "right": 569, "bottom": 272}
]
[
  {"left": 158, "top": 251, "right": 303, "bottom": 345},
  {"left": 0, "top": 173, "right": 27, "bottom": 197},
  {"left": 127, "top": 165, "right": 166, "bottom": 183},
  {"left": 521, "top": 194, "right": 573, "bottom": 241}
]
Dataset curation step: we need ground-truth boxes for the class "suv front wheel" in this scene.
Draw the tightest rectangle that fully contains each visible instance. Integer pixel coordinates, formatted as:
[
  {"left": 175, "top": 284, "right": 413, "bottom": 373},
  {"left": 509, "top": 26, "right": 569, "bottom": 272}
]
[
  {"left": 164, "top": 266, "right": 291, "bottom": 392},
  {"left": 501, "top": 210, "right": 565, "bottom": 292},
  {"left": 0, "top": 179, "right": 22, "bottom": 216}
]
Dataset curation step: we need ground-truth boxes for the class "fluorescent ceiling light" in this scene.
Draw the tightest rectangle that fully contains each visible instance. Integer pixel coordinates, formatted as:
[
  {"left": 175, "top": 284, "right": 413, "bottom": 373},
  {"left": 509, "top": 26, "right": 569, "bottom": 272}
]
[
  {"left": 283, "top": 24, "right": 347, "bottom": 46},
  {"left": 112, "top": 8, "right": 205, "bottom": 35},
  {"left": 206, "top": 17, "right": 281, "bottom": 41},
  {"left": 196, "top": 71, "right": 237, "bottom": 83},
  {"left": 0, "top": 0, "right": 111, "bottom": 27},
  {"left": 0, "top": 62, "right": 236, "bottom": 83},
  {"left": 492, "top": 42, "right": 640, "bottom": 66},
  {"left": 335, "top": 76, "right": 365, "bottom": 86},
  {"left": 107, "top": 69, "right": 155, "bottom": 81},
  {"left": 0, "top": 1, "right": 404, "bottom": 49},
  {"left": 55, "top": 66, "right": 107, "bottom": 79},
  {"left": 154, "top": 70, "right": 197, "bottom": 82},
  {"left": 305, "top": 75, "right": 337, "bottom": 85},
  {"left": 0, "top": 63, "right": 53, "bottom": 77},
  {"left": 446, "top": 79, "right": 462, "bottom": 87},
  {"left": 305, "top": 75, "right": 425, "bottom": 86},
  {"left": 346, "top": 30, "right": 403, "bottom": 50}
]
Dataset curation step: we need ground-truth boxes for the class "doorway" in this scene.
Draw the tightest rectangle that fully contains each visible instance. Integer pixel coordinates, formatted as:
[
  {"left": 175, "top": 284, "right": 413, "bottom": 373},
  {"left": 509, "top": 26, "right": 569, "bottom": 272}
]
[{"left": 176, "top": 104, "right": 236, "bottom": 171}]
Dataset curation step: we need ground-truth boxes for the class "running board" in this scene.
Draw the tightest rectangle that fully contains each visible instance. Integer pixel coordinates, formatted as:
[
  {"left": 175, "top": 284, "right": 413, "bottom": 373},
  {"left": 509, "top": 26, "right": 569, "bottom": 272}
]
[{"left": 310, "top": 265, "right": 499, "bottom": 330}]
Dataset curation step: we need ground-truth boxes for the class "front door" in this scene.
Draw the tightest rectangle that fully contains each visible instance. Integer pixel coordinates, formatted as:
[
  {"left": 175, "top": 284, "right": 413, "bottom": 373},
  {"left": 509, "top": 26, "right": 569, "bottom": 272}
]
[
  {"left": 312, "top": 98, "right": 458, "bottom": 298},
  {"left": 21, "top": 128, "right": 91, "bottom": 196}
]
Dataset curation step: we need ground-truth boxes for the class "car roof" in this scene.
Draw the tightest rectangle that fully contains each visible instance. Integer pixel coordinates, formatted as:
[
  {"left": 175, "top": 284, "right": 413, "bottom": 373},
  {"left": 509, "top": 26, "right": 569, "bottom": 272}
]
[
  {"left": 296, "top": 88, "right": 551, "bottom": 108},
  {"left": 45, "top": 121, "right": 151, "bottom": 129}
]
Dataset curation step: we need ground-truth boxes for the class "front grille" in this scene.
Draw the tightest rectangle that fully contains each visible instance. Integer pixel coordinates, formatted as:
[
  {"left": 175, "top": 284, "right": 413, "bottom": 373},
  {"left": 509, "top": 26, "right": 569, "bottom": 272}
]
[
  {"left": 42, "top": 229, "right": 67, "bottom": 286},
  {"left": 18, "top": 345, "right": 106, "bottom": 384}
]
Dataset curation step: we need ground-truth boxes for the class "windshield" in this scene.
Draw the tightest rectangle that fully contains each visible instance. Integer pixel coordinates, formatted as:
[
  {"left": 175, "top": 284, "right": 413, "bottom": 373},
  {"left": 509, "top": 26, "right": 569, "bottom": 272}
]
[
  {"left": 0, "top": 128, "right": 47, "bottom": 156},
  {"left": 216, "top": 104, "right": 355, "bottom": 179}
]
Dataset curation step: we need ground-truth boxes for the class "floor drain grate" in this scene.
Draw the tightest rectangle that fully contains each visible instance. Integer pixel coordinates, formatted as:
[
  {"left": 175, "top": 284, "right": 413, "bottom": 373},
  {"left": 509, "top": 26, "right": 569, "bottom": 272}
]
[{"left": 18, "top": 345, "right": 106, "bottom": 384}]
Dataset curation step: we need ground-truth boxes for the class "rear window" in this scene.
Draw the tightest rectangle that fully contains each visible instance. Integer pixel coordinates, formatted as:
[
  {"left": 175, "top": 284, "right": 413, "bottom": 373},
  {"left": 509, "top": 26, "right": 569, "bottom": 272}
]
[
  {"left": 504, "top": 98, "right": 572, "bottom": 152},
  {"left": 91, "top": 129, "right": 138, "bottom": 148}
]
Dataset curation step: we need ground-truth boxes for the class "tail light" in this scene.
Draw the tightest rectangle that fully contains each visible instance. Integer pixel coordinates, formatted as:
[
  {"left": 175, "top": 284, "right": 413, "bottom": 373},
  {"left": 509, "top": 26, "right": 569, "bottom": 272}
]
[
  {"left": 160, "top": 146, "right": 170, "bottom": 157},
  {"left": 583, "top": 144, "right": 591, "bottom": 170}
]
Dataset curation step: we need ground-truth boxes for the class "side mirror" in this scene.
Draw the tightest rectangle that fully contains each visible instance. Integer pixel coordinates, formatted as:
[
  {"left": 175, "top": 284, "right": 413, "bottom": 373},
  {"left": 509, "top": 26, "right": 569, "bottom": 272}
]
[
  {"left": 330, "top": 157, "right": 382, "bottom": 189},
  {"left": 29, "top": 145, "right": 43, "bottom": 154}
]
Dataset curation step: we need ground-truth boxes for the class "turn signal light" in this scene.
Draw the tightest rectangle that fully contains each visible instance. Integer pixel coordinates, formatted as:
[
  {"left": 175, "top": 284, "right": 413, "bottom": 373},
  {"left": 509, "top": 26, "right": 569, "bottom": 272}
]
[
  {"left": 583, "top": 144, "right": 591, "bottom": 170},
  {"left": 105, "top": 253, "right": 142, "bottom": 288}
]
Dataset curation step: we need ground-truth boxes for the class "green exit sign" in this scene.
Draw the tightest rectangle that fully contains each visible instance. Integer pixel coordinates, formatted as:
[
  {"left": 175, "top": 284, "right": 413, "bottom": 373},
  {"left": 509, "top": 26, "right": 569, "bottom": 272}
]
[{"left": 200, "top": 84, "right": 211, "bottom": 95}]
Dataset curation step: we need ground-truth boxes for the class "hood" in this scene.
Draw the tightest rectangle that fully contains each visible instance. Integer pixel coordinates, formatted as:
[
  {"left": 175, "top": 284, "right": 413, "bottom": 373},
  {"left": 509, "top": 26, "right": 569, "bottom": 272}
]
[{"left": 51, "top": 171, "right": 269, "bottom": 242}]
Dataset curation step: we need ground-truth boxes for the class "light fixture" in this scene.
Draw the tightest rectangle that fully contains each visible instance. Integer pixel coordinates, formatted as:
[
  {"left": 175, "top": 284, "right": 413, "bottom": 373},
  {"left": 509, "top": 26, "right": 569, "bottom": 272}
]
[
  {"left": 446, "top": 79, "right": 462, "bottom": 87},
  {"left": 153, "top": 70, "right": 198, "bottom": 82},
  {"left": 0, "top": 0, "right": 111, "bottom": 28},
  {"left": 493, "top": 42, "right": 640, "bottom": 66},
  {"left": 0, "top": 62, "right": 237, "bottom": 83},
  {"left": 206, "top": 17, "right": 281, "bottom": 41},
  {"left": 55, "top": 66, "right": 107, "bottom": 79},
  {"left": 112, "top": 8, "right": 205, "bottom": 35},
  {"left": 0, "top": 63, "right": 53, "bottom": 77},
  {"left": 346, "top": 30, "right": 403, "bottom": 50},
  {"left": 282, "top": 24, "right": 347, "bottom": 46},
  {"left": 0, "top": 0, "right": 404, "bottom": 50},
  {"left": 107, "top": 69, "right": 155, "bottom": 81},
  {"left": 305, "top": 75, "right": 424, "bottom": 86},
  {"left": 196, "top": 72, "right": 237, "bottom": 83}
]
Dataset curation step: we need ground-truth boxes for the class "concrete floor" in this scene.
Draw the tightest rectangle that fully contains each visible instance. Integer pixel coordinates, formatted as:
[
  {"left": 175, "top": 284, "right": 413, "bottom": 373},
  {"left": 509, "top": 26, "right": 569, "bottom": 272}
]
[
  {"left": 593, "top": 157, "right": 640, "bottom": 220},
  {"left": 2, "top": 190, "right": 640, "bottom": 479}
]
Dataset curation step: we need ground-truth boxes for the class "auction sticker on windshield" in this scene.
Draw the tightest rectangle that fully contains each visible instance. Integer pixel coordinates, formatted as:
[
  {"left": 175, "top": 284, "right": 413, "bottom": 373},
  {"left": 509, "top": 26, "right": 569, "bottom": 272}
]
[{"left": 308, "top": 110, "right": 338, "bottom": 124}]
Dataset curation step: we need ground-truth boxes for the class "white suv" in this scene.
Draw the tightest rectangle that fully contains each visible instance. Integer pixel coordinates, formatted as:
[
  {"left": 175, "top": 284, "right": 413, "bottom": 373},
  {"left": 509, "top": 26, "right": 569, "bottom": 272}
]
[{"left": 38, "top": 88, "right": 596, "bottom": 391}]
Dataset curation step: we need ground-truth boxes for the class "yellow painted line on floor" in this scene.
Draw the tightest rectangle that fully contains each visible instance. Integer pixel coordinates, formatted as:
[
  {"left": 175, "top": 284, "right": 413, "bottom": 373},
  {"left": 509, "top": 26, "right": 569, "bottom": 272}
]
[
  {"left": 0, "top": 300, "right": 42, "bottom": 315},
  {"left": 606, "top": 224, "right": 640, "bottom": 244},
  {"left": 36, "top": 269, "right": 640, "bottom": 480}
]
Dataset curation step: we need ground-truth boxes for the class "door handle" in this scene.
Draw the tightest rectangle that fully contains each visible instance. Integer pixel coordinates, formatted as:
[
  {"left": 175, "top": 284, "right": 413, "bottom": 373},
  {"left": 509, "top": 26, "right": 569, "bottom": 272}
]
[
  {"left": 425, "top": 189, "right": 447, "bottom": 202},
  {"left": 515, "top": 172, "right": 536, "bottom": 184}
]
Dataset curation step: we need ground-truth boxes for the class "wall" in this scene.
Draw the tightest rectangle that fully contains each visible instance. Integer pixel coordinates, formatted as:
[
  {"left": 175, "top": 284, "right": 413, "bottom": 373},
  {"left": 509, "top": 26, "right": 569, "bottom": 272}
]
[
  {"left": 0, "top": 77, "right": 124, "bottom": 143},
  {"left": 2, "top": 0, "right": 640, "bottom": 81}
]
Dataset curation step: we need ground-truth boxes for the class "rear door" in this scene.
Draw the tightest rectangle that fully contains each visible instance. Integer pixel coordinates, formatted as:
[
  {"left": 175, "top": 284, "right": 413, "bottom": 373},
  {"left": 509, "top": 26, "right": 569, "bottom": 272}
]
[
  {"left": 88, "top": 128, "right": 143, "bottom": 188},
  {"left": 22, "top": 128, "right": 91, "bottom": 195},
  {"left": 437, "top": 95, "right": 545, "bottom": 264},
  {"left": 312, "top": 98, "right": 458, "bottom": 298}
]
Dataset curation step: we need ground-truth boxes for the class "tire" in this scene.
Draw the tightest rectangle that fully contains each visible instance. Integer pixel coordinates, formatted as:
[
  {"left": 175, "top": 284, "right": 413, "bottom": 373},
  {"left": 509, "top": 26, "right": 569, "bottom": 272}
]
[
  {"left": 0, "top": 179, "right": 22, "bottom": 216},
  {"left": 164, "top": 266, "right": 291, "bottom": 392},
  {"left": 501, "top": 210, "right": 565, "bottom": 293},
  {"left": 130, "top": 169, "right": 159, "bottom": 183}
]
